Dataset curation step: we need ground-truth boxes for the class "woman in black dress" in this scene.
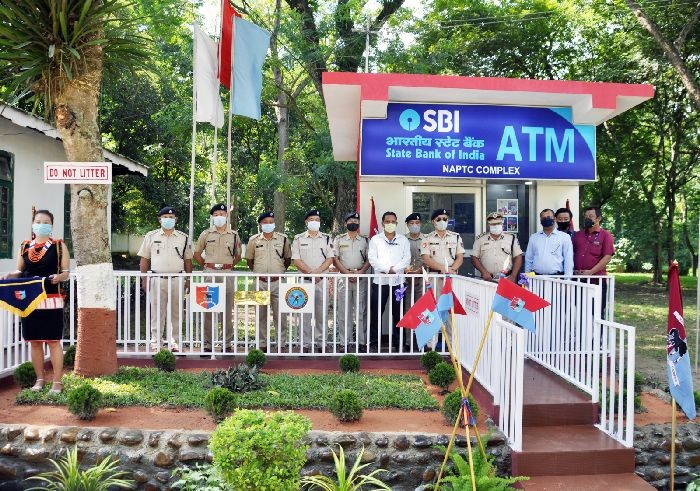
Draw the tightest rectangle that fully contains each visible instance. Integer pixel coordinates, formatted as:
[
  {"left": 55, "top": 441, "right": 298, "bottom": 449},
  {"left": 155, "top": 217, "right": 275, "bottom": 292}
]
[{"left": 1, "top": 210, "right": 70, "bottom": 393}]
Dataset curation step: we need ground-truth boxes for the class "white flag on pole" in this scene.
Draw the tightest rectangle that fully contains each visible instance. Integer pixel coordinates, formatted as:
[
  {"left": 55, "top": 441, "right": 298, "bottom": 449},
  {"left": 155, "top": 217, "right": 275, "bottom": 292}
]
[{"left": 194, "top": 24, "right": 224, "bottom": 128}]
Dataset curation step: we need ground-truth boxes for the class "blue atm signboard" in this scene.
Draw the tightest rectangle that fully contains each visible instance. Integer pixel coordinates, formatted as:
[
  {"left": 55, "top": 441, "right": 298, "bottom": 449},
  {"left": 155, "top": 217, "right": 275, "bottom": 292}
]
[{"left": 360, "top": 103, "right": 596, "bottom": 180}]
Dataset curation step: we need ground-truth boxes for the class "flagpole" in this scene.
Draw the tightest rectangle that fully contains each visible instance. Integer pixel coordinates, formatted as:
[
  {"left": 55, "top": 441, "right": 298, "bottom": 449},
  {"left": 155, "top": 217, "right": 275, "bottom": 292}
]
[
  {"left": 189, "top": 23, "right": 197, "bottom": 241},
  {"left": 212, "top": 126, "right": 218, "bottom": 206},
  {"left": 671, "top": 398, "right": 677, "bottom": 490},
  {"left": 226, "top": 16, "right": 235, "bottom": 223}
]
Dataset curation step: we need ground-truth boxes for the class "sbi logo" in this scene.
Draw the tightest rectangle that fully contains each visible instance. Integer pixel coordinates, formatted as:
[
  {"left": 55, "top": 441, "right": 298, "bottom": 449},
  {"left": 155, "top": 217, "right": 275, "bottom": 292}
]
[{"left": 399, "top": 108, "right": 460, "bottom": 133}]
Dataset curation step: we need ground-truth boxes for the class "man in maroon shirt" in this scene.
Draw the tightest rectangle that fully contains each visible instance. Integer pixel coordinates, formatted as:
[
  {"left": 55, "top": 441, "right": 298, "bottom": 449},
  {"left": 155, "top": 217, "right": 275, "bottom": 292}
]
[{"left": 573, "top": 206, "right": 615, "bottom": 317}]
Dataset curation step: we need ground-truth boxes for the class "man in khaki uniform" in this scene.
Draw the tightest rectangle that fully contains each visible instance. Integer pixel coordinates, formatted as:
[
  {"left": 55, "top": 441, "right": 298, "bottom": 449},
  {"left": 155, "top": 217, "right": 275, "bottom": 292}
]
[
  {"left": 138, "top": 206, "right": 193, "bottom": 352},
  {"left": 471, "top": 211, "right": 523, "bottom": 283},
  {"left": 333, "top": 212, "right": 370, "bottom": 347},
  {"left": 246, "top": 211, "right": 291, "bottom": 350},
  {"left": 420, "top": 209, "right": 465, "bottom": 347},
  {"left": 292, "top": 209, "right": 334, "bottom": 350},
  {"left": 193, "top": 203, "right": 241, "bottom": 351}
]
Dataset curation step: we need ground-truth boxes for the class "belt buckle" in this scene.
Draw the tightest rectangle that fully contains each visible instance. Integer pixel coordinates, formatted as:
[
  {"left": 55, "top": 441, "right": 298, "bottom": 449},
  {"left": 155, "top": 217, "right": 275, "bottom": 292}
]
[{"left": 214, "top": 263, "right": 224, "bottom": 270}]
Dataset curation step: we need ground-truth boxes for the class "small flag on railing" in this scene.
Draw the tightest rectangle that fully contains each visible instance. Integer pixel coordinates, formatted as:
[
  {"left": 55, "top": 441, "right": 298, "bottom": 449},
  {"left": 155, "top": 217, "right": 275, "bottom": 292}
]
[
  {"left": 436, "top": 276, "right": 467, "bottom": 322},
  {"left": 397, "top": 288, "right": 441, "bottom": 350},
  {"left": 666, "top": 261, "right": 696, "bottom": 419},
  {"left": 491, "top": 278, "right": 550, "bottom": 332}
]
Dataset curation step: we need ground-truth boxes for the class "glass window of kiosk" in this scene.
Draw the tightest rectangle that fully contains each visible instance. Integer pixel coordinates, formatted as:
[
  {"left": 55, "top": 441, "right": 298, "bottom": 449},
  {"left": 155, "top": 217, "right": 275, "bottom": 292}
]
[{"left": 485, "top": 183, "right": 529, "bottom": 251}]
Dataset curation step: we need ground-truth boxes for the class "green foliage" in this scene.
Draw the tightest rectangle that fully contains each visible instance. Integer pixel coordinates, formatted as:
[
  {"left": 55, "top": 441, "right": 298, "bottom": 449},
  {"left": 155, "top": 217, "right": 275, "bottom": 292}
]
[
  {"left": 688, "top": 476, "right": 700, "bottom": 490},
  {"left": 441, "top": 390, "right": 479, "bottom": 427},
  {"left": 246, "top": 349, "right": 267, "bottom": 369},
  {"left": 63, "top": 344, "right": 77, "bottom": 367},
  {"left": 329, "top": 390, "right": 363, "bottom": 422},
  {"left": 421, "top": 351, "right": 443, "bottom": 372},
  {"left": 429, "top": 362, "right": 456, "bottom": 391},
  {"left": 26, "top": 446, "right": 132, "bottom": 491},
  {"left": 67, "top": 383, "right": 102, "bottom": 420},
  {"left": 338, "top": 354, "right": 360, "bottom": 373},
  {"left": 694, "top": 391, "right": 699, "bottom": 409},
  {"left": 440, "top": 447, "right": 528, "bottom": 490},
  {"left": 153, "top": 348, "right": 177, "bottom": 372},
  {"left": 14, "top": 362, "right": 36, "bottom": 389},
  {"left": 210, "top": 409, "right": 311, "bottom": 491},
  {"left": 634, "top": 372, "right": 645, "bottom": 392},
  {"left": 300, "top": 445, "right": 391, "bottom": 491},
  {"left": 211, "top": 364, "right": 265, "bottom": 393},
  {"left": 204, "top": 388, "right": 237, "bottom": 422},
  {"left": 172, "top": 463, "right": 227, "bottom": 491}
]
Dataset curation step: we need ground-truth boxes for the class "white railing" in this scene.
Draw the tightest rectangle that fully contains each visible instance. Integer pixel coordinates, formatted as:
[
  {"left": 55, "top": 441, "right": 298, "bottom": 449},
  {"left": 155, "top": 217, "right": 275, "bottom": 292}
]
[
  {"left": 598, "top": 319, "right": 636, "bottom": 447},
  {"left": 0, "top": 309, "right": 29, "bottom": 378}
]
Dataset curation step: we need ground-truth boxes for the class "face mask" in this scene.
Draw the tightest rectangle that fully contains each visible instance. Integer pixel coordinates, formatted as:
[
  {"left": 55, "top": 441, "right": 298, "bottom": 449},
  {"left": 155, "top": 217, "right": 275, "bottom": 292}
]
[
  {"left": 435, "top": 220, "right": 448, "bottom": 231},
  {"left": 540, "top": 217, "right": 555, "bottom": 228},
  {"left": 160, "top": 217, "right": 176, "bottom": 230},
  {"left": 346, "top": 223, "right": 359, "bottom": 232},
  {"left": 489, "top": 225, "right": 503, "bottom": 235},
  {"left": 383, "top": 223, "right": 397, "bottom": 233},
  {"left": 32, "top": 223, "right": 52, "bottom": 237},
  {"left": 212, "top": 216, "right": 227, "bottom": 228},
  {"left": 408, "top": 224, "right": 421, "bottom": 234},
  {"left": 307, "top": 221, "right": 321, "bottom": 232},
  {"left": 556, "top": 221, "right": 570, "bottom": 231},
  {"left": 261, "top": 223, "right": 275, "bottom": 234},
  {"left": 584, "top": 218, "right": 595, "bottom": 229}
]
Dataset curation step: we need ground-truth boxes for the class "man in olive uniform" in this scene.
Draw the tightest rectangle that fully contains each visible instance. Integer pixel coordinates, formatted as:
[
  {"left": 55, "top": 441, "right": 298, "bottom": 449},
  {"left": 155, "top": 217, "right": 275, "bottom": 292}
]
[
  {"left": 333, "top": 212, "right": 370, "bottom": 348},
  {"left": 291, "top": 210, "right": 334, "bottom": 350},
  {"left": 138, "top": 207, "right": 193, "bottom": 353},
  {"left": 246, "top": 211, "right": 291, "bottom": 351},
  {"left": 471, "top": 212, "right": 523, "bottom": 283},
  {"left": 420, "top": 209, "right": 465, "bottom": 347},
  {"left": 193, "top": 203, "right": 241, "bottom": 352}
]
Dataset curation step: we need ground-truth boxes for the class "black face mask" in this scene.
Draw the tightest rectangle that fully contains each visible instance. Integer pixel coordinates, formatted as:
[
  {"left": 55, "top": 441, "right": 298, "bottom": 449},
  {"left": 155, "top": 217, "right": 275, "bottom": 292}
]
[
  {"left": 540, "top": 217, "right": 555, "bottom": 228},
  {"left": 584, "top": 218, "right": 595, "bottom": 229},
  {"left": 346, "top": 223, "right": 359, "bottom": 232},
  {"left": 556, "top": 221, "right": 570, "bottom": 231}
]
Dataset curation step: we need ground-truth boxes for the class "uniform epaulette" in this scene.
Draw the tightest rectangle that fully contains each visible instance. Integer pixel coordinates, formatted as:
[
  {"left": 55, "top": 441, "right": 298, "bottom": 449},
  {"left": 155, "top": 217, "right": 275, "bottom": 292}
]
[{"left": 476, "top": 231, "right": 488, "bottom": 239}]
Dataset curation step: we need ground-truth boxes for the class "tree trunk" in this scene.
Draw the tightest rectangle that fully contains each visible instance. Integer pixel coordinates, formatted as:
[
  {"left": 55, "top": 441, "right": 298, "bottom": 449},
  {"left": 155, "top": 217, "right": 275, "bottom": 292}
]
[
  {"left": 272, "top": 0, "right": 289, "bottom": 232},
  {"left": 54, "top": 44, "right": 117, "bottom": 377}
]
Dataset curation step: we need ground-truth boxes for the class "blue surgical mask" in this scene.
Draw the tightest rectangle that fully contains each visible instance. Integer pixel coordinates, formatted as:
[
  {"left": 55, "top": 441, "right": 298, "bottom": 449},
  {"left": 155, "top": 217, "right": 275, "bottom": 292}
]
[
  {"left": 160, "top": 218, "right": 176, "bottom": 230},
  {"left": 261, "top": 223, "right": 275, "bottom": 234},
  {"left": 32, "top": 223, "right": 52, "bottom": 237}
]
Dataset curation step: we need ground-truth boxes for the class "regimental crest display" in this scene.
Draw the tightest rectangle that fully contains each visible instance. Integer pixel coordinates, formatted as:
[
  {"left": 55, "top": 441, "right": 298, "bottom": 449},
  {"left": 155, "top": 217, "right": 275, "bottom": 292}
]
[
  {"left": 190, "top": 282, "right": 226, "bottom": 312},
  {"left": 279, "top": 282, "right": 315, "bottom": 314}
]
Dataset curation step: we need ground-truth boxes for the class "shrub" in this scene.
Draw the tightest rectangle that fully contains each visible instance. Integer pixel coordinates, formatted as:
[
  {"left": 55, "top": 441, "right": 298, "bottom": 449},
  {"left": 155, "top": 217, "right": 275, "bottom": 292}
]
[
  {"left": 153, "top": 349, "right": 177, "bottom": 372},
  {"left": 204, "top": 388, "right": 237, "bottom": 422},
  {"left": 172, "top": 463, "right": 225, "bottom": 490},
  {"left": 441, "top": 390, "right": 479, "bottom": 426},
  {"left": 329, "top": 389, "right": 363, "bottom": 422},
  {"left": 421, "top": 351, "right": 443, "bottom": 372},
  {"left": 210, "top": 409, "right": 311, "bottom": 491},
  {"left": 694, "top": 390, "right": 699, "bottom": 409},
  {"left": 300, "top": 445, "right": 390, "bottom": 491},
  {"left": 67, "top": 383, "right": 102, "bottom": 420},
  {"left": 440, "top": 447, "right": 528, "bottom": 490},
  {"left": 338, "top": 354, "right": 360, "bottom": 373},
  {"left": 63, "top": 344, "right": 77, "bottom": 367},
  {"left": 14, "top": 362, "right": 36, "bottom": 389},
  {"left": 634, "top": 372, "right": 645, "bottom": 392},
  {"left": 246, "top": 349, "right": 267, "bottom": 369},
  {"left": 429, "top": 362, "right": 456, "bottom": 392},
  {"left": 211, "top": 364, "right": 265, "bottom": 393},
  {"left": 26, "top": 446, "right": 132, "bottom": 491}
]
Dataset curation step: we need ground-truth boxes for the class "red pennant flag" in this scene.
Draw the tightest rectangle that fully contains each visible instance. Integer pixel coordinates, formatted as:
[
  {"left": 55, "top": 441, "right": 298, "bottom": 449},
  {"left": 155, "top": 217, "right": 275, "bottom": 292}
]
[
  {"left": 397, "top": 289, "right": 437, "bottom": 329},
  {"left": 369, "top": 196, "right": 379, "bottom": 238},
  {"left": 565, "top": 198, "right": 574, "bottom": 231},
  {"left": 437, "top": 276, "right": 467, "bottom": 316},
  {"left": 218, "top": 0, "right": 241, "bottom": 89}
]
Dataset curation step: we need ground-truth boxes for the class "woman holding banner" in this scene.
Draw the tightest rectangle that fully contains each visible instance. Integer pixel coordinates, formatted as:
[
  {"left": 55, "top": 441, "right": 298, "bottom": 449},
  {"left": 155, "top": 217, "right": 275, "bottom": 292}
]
[{"left": 1, "top": 210, "right": 70, "bottom": 393}]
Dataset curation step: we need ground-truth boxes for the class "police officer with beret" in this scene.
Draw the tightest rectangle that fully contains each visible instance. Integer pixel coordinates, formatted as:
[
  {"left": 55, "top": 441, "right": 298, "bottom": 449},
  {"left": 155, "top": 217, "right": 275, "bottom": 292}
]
[
  {"left": 405, "top": 212, "right": 425, "bottom": 273},
  {"left": 193, "top": 203, "right": 241, "bottom": 352},
  {"left": 333, "top": 212, "right": 370, "bottom": 348},
  {"left": 138, "top": 207, "right": 193, "bottom": 352},
  {"left": 292, "top": 210, "right": 334, "bottom": 351},
  {"left": 246, "top": 211, "right": 292, "bottom": 351},
  {"left": 471, "top": 212, "right": 523, "bottom": 282}
]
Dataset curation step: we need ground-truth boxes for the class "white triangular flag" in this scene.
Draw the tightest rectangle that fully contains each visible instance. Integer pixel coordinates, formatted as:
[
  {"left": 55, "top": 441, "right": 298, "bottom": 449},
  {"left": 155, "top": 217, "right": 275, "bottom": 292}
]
[{"left": 194, "top": 24, "right": 224, "bottom": 128}]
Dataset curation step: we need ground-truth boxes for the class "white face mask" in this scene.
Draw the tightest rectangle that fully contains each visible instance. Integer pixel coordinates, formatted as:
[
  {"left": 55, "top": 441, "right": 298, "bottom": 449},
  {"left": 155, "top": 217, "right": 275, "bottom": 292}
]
[
  {"left": 306, "top": 220, "right": 321, "bottom": 232},
  {"left": 261, "top": 223, "right": 275, "bottom": 234},
  {"left": 408, "top": 224, "right": 421, "bottom": 234},
  {"left": 435, "top": 220, "right": 448, "bottom": 231},
  {"left": 489, "top": 225, "right": 503, "bottom": 235},
  {"left": 212, "top": 216, "right": 227, "bottom": 228},
  {"left": 383, "top": 223, "right": 397, "bottom": 233}
]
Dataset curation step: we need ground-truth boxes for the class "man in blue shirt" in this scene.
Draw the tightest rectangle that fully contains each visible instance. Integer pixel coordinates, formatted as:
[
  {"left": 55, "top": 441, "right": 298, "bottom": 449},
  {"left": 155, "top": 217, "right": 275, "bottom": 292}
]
[{"left": 525, "top": 209, "right": 574, "bottom": 276}]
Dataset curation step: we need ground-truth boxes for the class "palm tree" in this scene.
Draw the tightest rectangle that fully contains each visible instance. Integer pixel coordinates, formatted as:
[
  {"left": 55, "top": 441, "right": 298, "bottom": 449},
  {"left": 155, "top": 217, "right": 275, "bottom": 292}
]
[{"left": 0, "top": 1, "right": 147, "bottom": 376}]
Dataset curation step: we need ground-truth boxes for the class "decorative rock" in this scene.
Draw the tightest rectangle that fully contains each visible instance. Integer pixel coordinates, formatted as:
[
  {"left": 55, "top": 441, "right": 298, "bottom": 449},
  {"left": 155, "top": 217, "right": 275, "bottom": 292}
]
[
  {"left": 393, "top": 435, "right": 410, "bottom": 450},
  {"left": 375, "top": 436, "right": 389, "bottom": 447},
  {"left": 77, "top": 429, "right": 93, "bottom": 442},
  {"left": 683, "top": 437, "right": 700, "bottom": 451},
  {"left": 6, "top": 427, "right": 24, "bottom": 441},
  {"left": 358, "top": 432, "right": 373, "bottom": 446},
  {"left": 487, "top": 434, "right": 506, "bottom": 446},
  {"left": 360, "top": 450, "right": 375, "bottom": 463},
  {"left": 334, "top": 434, "right": 357, "bottom": 446},
  {"left": 166, "top": 434, "right": 182, "bottom": 449},
  {"left": 0, "top": 462, "right": 17, "bottom": 478},
  {"left": 99, "top": 428, "right": 118, "bottom": 443},
  {"left": 60, "top": 427, "right": 80, "bottom": 444},
  {"left": 435, "top": 434, "right": 450, "bottom": 446},
  {"left": 454, "top": 435, "right": 467, "bottom": 447},
  {"left": 688, "top": 454, "right": 700, "bottom": 466},
  {"left": 42, "top": 429, "right": 57, "bottom": 443},
  {"left": 143, "top": 482, "right": 159, "bottom": 491},
  {"left": 393, "top": 452, "right": 412, "bottom": 464},
  {"left": 660, "top": 439, "right": 681, "bottom": 452},
  {"left": 187, "top": 433, "right": 209, "bottom": 447},
  {"left": 378, "top": 452, "right": 391, "bottom": 466},
  {"left": 315, "top": 434, "right": 329, "bottom": 445},
  {"left": 657, "top": 455, "right": 670, "bottom": 464},
  {"left": 648, "top": 468, "right": 665, "bottom": 481},
  {"left": 23, "top": 447, "right": 48, "bottom": 461},
  {"left": 23, "top": 427, "right": 40, "bottom": 442},
  {"left": 635, "top": 454, "right": 649, "bottom": 465},
  {"left": 118, "top": 430, "right": 144, "bottom": 446},
  {"left": 148, "top": 431, "right": 162, "bottom": 447},
  {"left": 413, "top": 435, "right": 433, "bottom": 448},
  {"left": 133, "top": 470, "right": 149, "bottom": 484},
  {"left": 415, "top": 453, "right": 430, "bottom": 465},
  {"left": 318, "top": 447, "right": 334, "bottom": 462},
  {"left": 155, "top": 471, "right": 171, "bottom": 483},
  {"left": 423, "top": 468, "right": 436, "bottom": 482},
  {"left": 154, "top": 451, "right": 174, "bottom": 468},
  {"left": 0, "top": 444, "right": 18, "bottom": 456},
  {"left": 179, "top": 450, "right": 207, "bottom": 462}
]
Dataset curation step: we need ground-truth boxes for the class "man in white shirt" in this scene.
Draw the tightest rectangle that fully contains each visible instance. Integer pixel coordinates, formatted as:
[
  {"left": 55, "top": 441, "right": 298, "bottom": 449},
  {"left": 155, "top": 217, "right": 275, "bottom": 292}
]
[
  {"left": 525, "top": 208, "right": 574, "bottom": 276},
  {"left": 368, "top": 211, "right": 410, "bottom": 352}
]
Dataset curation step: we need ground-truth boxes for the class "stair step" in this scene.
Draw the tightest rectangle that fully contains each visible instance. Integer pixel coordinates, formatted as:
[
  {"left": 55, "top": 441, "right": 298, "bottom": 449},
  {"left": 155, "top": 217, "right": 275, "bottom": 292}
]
[
  {"left": 512, "top": 426, "right": 634, "bottom": 476},
  {"left": 519, "top": 473, "right": 655, "bottom": 490},
  {"left": 523, "top": 401, "right": 597, "bottom": 427}
]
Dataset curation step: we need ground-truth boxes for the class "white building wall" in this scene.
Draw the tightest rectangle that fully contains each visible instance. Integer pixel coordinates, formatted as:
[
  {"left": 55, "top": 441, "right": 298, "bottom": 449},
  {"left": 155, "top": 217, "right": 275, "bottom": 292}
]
[
  {"left": 359, "top": 179, "right": 407, "bottom": 235},
  {"left": 534, "top": 182, "right": 580, "bottom": 233}
]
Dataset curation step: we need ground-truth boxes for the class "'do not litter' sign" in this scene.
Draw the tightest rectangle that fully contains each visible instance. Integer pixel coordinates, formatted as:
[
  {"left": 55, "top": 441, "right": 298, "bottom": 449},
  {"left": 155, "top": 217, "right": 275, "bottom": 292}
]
[{"left": 44, "top": 162, "right": 112, "bottom": 184}]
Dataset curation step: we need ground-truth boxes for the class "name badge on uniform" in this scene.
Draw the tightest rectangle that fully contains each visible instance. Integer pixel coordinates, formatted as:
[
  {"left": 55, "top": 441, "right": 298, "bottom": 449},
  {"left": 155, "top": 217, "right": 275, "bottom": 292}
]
[{"left": 256, "top": 244, "right": 264, "bottom": 248}]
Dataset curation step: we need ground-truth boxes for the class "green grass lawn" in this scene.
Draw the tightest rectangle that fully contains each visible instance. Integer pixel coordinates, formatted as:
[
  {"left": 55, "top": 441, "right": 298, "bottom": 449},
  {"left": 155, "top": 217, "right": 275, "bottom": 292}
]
[{"left": 16, "top": 367, "right": 439, "bottom": 411}]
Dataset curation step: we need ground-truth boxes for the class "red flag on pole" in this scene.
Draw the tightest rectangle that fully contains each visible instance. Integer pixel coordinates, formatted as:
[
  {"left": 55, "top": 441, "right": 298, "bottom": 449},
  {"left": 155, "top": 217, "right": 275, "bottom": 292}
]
[
  {"left": 218, "top": 0, "right": 241, "bottom": 89},
  {"left": 369, "top": 196, "right": 379, "bottom": 238},
  {"left": 565, "top": 198, "right": 574, "bottom": 231}
]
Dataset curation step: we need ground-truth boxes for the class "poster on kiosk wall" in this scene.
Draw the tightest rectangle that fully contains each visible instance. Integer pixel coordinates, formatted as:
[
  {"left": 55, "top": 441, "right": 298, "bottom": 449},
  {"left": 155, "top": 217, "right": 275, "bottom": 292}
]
[{"left": 360, "top": 103, "right": 596, "bottom": 181}]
